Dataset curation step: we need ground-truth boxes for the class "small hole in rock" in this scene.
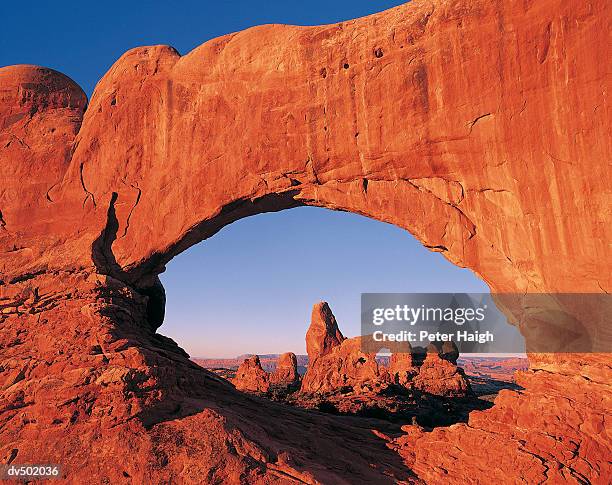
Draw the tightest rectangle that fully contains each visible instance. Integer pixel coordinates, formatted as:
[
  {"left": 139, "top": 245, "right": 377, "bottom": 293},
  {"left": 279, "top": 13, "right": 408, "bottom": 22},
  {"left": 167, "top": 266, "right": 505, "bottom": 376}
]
[
  {"left": 374, "top": 48, "right": 384, "bottom": 58},
  {"left": 320, "top": 67, "right": 327, "bottom": 78},
  {"left": 343, "top": 63, "right": 350, "bottom": 69}
]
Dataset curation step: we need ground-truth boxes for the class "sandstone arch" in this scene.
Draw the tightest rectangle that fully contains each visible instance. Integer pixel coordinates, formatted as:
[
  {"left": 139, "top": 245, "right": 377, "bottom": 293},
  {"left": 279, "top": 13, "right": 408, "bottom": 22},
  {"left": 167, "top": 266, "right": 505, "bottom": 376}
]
[{"left": 0, "top": 0, "right": 609, "bottom": 482}]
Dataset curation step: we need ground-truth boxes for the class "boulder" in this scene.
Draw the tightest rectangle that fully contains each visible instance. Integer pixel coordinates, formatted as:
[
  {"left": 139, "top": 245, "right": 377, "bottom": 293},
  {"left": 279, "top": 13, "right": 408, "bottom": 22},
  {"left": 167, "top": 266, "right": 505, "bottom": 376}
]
[
  {"left": 412, "top": 345, "right": 471, "bottom": 397},
  {"left": 232, "top": 355, "right": 270, "bottom": 393},
  {"left": 270, "top": 352, "right": 300, "bottom": 387}
]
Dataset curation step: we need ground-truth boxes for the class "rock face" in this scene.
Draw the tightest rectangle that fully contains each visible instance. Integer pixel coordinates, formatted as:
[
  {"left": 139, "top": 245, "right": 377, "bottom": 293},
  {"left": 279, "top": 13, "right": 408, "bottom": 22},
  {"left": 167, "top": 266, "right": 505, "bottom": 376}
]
[
  {"left": 395, "top": 363, "right": 612, "bottom": 484},
  {"left": 232, "top": 355, "right": 270, "bottom": 393},
  {"left": 303, "top": 302, "right": 381, "bottom": 394},
  {"left": 412, "top": 345, "right": 472, "bottom": 397},
  {"left": 301, "top": 337, "right": 385, "bottom": 394},
  {"left": 306, "top": 302, "right": 345, "bottom": 361},
  {"left": 269, "top": 352, "right": 300, "bottom": 387},
  {"left": 388, "top": 350, "right": 418, "bottom": 386},
  {"left": 301, "top": 303, "right": 471, "bottom": 397},
  {"left": 0, "top": 0, "right": 610, "bottom": 482}
]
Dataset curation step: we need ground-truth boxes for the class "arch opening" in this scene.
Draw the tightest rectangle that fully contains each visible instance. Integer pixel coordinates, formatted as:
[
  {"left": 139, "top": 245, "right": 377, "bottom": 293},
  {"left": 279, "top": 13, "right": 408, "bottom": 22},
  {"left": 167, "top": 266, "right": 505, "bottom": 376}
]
[
  {"left": 157, "top": 206, "right": 488, "bottom": 358},
  {"left": 153, "top": 205, "right": 526, "bottom": 421}
]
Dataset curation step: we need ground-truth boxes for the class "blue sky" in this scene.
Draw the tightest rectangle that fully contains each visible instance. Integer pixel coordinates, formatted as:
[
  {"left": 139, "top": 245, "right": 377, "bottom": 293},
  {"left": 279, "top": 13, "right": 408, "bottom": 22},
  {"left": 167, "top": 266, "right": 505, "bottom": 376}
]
[
  {"left": 158, "top": 208, "right": 489, "bottom": 357},
  {"left": 2, "top": 1, "right": 490, "bottom": 357},
  {"left": 2, "top": 0, "right": 407, "bottom": 96}
]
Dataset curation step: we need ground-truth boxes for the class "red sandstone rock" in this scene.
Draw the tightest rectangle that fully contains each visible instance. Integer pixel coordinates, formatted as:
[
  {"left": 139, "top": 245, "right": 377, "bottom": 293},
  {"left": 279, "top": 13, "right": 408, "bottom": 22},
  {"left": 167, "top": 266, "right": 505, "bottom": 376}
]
[
  {"left": 0, "top": 0, "right": 610, "bottom": 482},
  {"left": 303, "top": 302, "right": 385, "bottom": 394},
  {"left": 439, "top": 341, "right": 459, "bottom": 365},
  {"left": 412, "top": 349, "right": 472, "bottom": 398},
  {"left": 302, "top": 305, "right": 470, "bottom": 398},
  {"left": 305, "top": 302, "right": 345, "bottom": 362},
  {"left": 395, "top": 362, "right": 612, "bottom": 484},
  {"left": 301, "top": 337, "right": 386, "bottom": 394},
  {"left": 232, "top": 355, "right": 270, "bottom": 393},
  {"left": 269, "top": 352, "right": 300, "bottom": 388},
  {"left": 388, "top": 350, "right": 418, "bottom": 386}
]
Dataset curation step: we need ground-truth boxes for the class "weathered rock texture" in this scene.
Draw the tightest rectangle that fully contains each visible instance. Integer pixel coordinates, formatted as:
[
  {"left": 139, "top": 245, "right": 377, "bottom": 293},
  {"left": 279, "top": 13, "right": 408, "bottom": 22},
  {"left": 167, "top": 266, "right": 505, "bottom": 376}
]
[
  {"left": 412, "top": 345, "right": 471, "bottom": 397},
  {"left": 232, "top": 355, "right": 270, "bottom": 393},
  {"left": 301, "top": 303, "right": 471, "bottom": 397},
  {"left": 232, "top": 352, "right": 300, "bottom": 392},
  {"left": 302, "top": 337, "right": 385, "bottom": 394},
  {"left": 269, "top": 352, "right": 300, "bottom": 388},
  {"left": 306, "top": 302, "right": 345, "bottom": 361},
  {"left": 0, "top": 0, "right": 610, "bottom": 482},
  {"left": 388, "top": 350, "right": 418, "bottom": 386},
  {"left": 387, "top": 342, "right": 470, "bottom": 398}
]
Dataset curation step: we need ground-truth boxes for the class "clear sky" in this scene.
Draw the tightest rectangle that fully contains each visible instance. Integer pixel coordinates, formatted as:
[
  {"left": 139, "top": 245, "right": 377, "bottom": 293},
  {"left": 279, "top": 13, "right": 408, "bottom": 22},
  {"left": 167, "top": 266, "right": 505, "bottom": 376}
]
[
  {"left": 2, "top": 0, "right": 490, "bottom": 357},
  {"left": 2, "top": 0, "right": 408, "bottom": 96},
  {"left": 158, "top": 208, "right": 489, "bottom": 357}
]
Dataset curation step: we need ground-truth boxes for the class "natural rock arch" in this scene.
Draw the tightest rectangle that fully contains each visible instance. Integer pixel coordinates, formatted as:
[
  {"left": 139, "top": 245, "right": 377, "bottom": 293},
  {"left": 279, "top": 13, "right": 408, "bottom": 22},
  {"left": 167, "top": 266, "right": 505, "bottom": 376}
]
[
  {"left": 2, "top": 0, "right": 608, "bottom": 295},
  {"left": 0, "top": 0, "right": 609, "bottom": 482}
]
